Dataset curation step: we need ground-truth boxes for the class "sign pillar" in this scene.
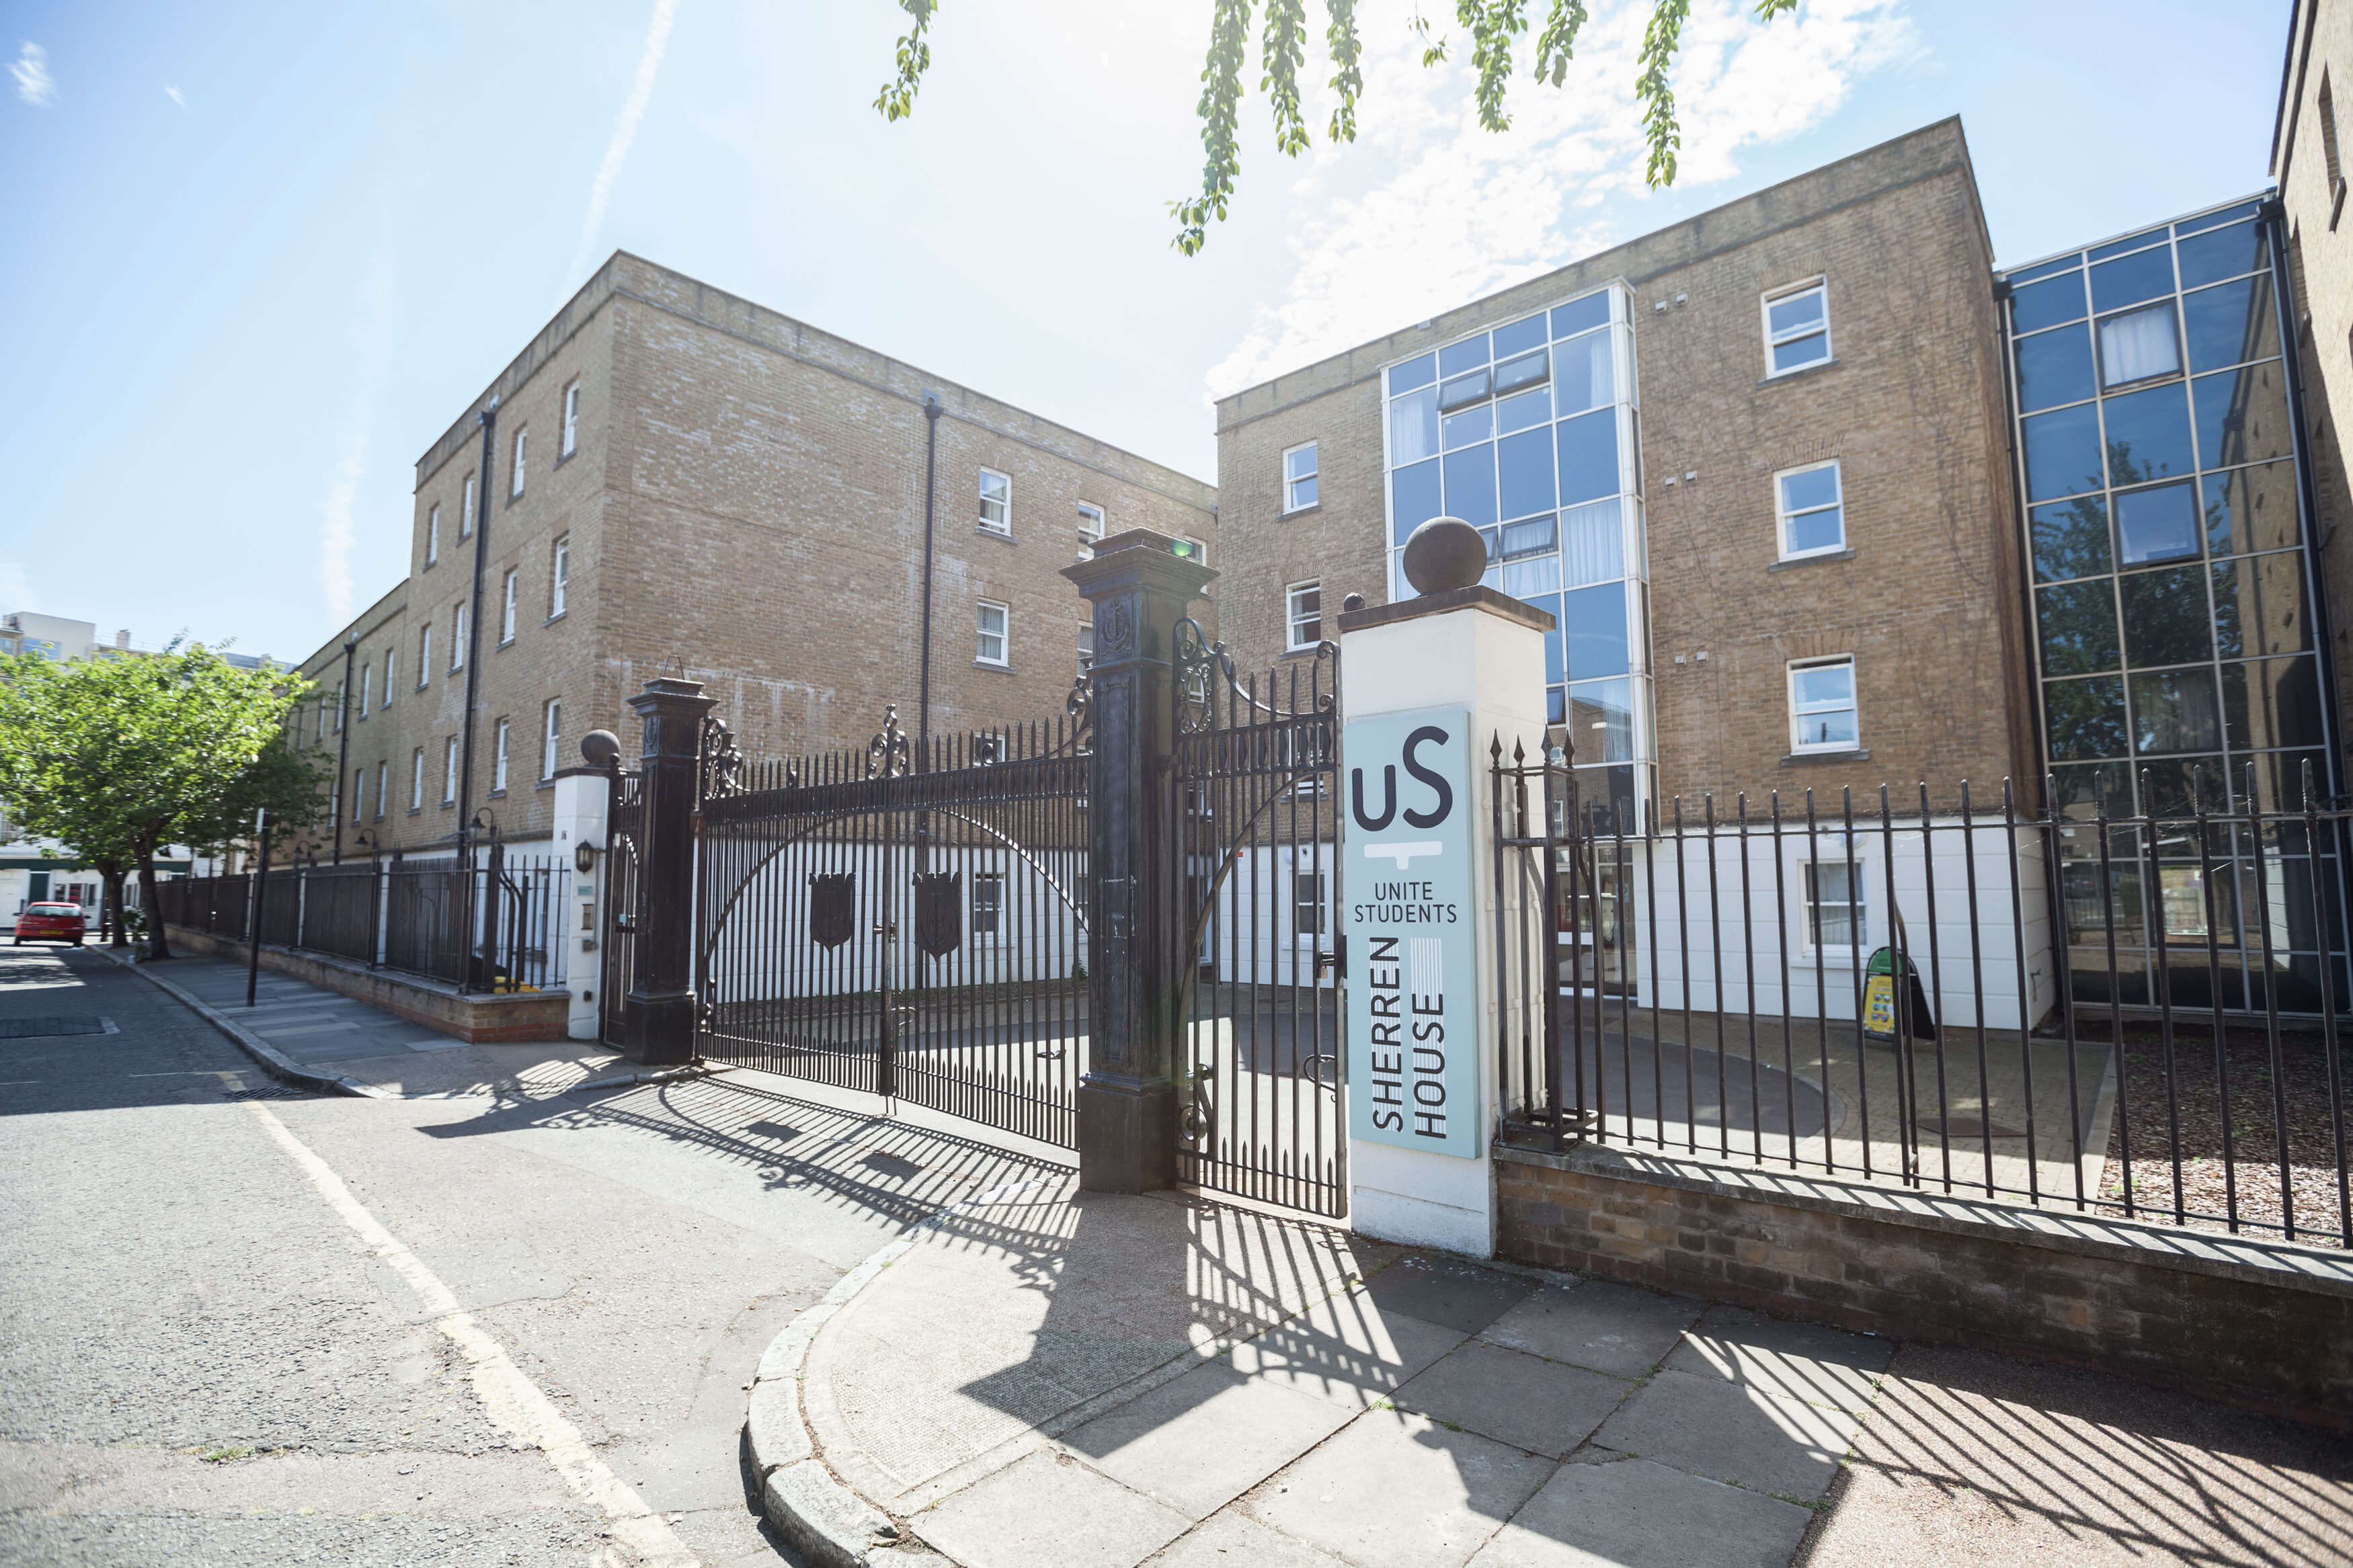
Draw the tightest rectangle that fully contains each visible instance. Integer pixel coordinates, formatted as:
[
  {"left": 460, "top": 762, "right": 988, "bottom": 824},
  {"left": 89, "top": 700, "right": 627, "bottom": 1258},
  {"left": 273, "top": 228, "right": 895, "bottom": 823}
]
[
  {"left": 1337, "top": 585, "right": 1550, "bottom": 1256},
  {"left": 1062, "top": 530, "right": 1215, "bottom": 1194},
  {"left": 624, "top": 675, "right": 714, "bottom": 1066},
  {"left": 550, "top": 767, "right": 610, "bottom": 1040}
]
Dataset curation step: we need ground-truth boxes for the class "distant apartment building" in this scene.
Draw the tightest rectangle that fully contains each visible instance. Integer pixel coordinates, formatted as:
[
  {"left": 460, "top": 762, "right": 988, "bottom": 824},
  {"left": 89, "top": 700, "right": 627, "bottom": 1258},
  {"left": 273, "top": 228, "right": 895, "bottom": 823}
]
[{"left": 288, "top": 253, "right": 1217, "bottom": 860}]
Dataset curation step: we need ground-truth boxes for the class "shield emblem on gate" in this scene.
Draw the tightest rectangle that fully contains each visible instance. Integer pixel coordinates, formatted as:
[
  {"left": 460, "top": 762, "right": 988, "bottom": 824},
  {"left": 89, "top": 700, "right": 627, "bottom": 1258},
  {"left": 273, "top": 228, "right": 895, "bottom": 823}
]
[
  {"left": 809, "top": 874, "right": 854, "bottom": 948},
  {"left": 914, "top": 872, "right": 961, "bottom": 956}
]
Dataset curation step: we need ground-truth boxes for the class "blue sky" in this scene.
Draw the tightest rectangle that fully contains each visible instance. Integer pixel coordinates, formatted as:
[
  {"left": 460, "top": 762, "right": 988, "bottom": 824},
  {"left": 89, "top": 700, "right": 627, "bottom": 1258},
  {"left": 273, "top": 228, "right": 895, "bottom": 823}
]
[{"left": 0, "top": 0, "right": 2294, "bottom": 665}]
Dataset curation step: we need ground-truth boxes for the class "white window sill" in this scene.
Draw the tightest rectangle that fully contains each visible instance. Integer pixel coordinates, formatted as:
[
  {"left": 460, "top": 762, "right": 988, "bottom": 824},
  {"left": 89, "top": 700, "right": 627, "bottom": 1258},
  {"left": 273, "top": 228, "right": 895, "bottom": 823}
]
[
  {"left": 973, "top": 660, "right": 1014, "bottom": 673},
  {"left": 1759, "top": 357, "right": 1838, "bottom": 386},
  {"left": 1782, "top": 747, "right": 1870, "bottom": 766},
  {"left": 1771, "top": 548, "right": 1854, "bottom": 571},
  {"left": 976, "top": 526, "right": 1014, "bottom": 542}
]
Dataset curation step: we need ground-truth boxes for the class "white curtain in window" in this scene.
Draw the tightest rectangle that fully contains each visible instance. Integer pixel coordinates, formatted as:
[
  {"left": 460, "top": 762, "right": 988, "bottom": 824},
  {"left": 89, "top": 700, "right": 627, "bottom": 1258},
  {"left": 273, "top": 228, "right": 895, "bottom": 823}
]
[
  {"left": 2100, "top": 306, "right": 2179, "bottom": 385},
  {"left": 1560, "top": 499, "right": 1624, "bottom": 587}
]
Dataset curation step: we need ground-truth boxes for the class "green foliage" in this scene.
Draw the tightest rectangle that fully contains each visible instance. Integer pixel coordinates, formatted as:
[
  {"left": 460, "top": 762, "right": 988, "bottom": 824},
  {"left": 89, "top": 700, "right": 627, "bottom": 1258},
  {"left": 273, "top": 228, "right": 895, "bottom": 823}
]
[
  {"left": 873, "top": 0, "right": 938, "bottom": 122},
  {"left": 0, "top": 645, "right": 315, "bottom": 868},
  {"left": 183, "top": 732, "right": 335, "bottom": 856},
  {"left": 871, "top": 0, "right": 1799, "bottom": 253}
]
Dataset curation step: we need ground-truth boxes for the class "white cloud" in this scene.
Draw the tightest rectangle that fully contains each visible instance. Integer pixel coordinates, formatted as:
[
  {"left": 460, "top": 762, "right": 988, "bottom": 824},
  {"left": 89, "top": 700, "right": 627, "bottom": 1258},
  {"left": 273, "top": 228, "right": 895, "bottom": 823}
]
[
  {"left": 11, "top": 41, "right": 55, "bottom": 106},
  {"left": 165, "top": 85, "right": 185, "bottom": 109},
  {"left": 319, "top": 247, "right": 399, "bottom": 624},
  {"left": 565, "top": 0, "right": 682, "bottom": 291},
  {"left": 1205, "top": 0, "right": 1915, "bottom": 399}
]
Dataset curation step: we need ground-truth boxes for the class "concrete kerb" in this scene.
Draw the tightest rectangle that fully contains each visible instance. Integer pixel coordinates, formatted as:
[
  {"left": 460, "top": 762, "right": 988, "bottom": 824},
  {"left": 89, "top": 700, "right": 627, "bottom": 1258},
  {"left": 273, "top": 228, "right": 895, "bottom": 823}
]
[
  {"left": 95, "top": 946, "right": 383, "bottom": 1099},
  {"left": 744, "top": 1182, "right": 1400, "bottom": 1568}
]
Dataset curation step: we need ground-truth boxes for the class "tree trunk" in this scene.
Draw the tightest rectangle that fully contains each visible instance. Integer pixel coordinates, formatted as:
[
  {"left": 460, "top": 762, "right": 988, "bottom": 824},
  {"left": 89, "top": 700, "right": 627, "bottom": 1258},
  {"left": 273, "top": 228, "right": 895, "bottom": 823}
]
[
  {"left": 136, "top": 844, "right": 172, "bottom": 961},
  {"left": 103, "top": 866, "right": 129, "bottom": 948}
]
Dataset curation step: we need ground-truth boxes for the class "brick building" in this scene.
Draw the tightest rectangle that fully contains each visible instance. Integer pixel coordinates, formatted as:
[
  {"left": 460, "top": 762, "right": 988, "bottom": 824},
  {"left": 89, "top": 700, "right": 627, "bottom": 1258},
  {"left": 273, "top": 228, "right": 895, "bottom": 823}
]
[{"left": 288, "top": 252, "right": 1216, "bottom": 860}]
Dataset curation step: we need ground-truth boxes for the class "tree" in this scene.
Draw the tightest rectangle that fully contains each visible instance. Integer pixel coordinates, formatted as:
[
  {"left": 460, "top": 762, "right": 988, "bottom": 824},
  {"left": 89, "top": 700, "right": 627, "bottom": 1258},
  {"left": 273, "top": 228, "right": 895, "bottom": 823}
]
[
  {"left": 0, "top": 647, "right": 321, "bottom": 961},
  {"left": 874, "top": 0, "right": 1797, "bottom": 254}
]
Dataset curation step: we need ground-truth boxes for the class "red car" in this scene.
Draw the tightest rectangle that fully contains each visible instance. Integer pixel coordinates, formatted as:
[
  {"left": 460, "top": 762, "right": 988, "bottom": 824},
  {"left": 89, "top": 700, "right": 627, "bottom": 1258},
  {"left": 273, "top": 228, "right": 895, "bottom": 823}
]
[{"left": 12, "top": 902, "right": 87, "bottom": 946}]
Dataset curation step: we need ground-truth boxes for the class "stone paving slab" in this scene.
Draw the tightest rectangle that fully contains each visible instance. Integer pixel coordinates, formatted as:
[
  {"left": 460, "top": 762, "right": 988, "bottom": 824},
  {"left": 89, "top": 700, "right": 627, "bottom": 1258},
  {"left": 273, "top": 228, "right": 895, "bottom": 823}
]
[{"left": 132, "top": 954, "right": 625, "bottom": 1098}]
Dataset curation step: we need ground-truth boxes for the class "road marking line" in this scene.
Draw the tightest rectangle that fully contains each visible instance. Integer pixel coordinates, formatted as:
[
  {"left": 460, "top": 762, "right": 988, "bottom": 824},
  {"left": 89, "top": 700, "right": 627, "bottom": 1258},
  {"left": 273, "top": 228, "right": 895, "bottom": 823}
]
[{"left": 241, "top": 1099, "right": 699, "bottom": 1568}]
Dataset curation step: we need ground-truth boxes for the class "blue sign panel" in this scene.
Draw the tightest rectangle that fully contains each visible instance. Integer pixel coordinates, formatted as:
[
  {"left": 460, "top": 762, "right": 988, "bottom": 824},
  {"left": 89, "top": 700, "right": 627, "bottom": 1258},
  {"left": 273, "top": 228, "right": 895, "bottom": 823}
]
[{"left": 1343, "top": 708, "right": 1480, "bottom": 1158}]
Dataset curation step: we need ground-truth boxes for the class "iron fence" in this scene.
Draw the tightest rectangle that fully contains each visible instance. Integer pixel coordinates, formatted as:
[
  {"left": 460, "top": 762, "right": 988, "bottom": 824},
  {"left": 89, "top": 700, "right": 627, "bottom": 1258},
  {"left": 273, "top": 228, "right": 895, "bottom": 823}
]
[
  {"left": 301, "top": 866, "right": 381, "bottom": 965},
  {"left": 1494, "top": 741, "right": 2353, "bottom": 1250}
]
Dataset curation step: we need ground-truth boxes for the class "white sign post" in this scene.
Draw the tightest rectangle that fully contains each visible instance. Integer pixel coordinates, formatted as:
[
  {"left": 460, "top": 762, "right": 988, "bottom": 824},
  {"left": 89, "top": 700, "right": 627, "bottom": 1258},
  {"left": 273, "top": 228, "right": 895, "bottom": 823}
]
[{"left": 1336, "top": 587, "right": 1549, "bottom": 1256}]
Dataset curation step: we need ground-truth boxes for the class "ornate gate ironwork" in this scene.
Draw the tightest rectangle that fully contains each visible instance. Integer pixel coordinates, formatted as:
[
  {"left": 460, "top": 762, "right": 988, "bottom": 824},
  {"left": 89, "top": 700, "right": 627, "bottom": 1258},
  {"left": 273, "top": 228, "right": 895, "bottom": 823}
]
[
  {"left": 693, "top": 701, "right": 1091, "bottom": 1147},
  {"left": 1168, "top": 626, "right": 1346, "bottom": 1215}
]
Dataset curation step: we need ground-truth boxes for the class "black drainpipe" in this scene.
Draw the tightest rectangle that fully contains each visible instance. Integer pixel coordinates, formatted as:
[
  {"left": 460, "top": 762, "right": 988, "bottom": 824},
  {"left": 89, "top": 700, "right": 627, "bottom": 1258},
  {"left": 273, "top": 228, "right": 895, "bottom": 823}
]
[
  {"left": 330, "top": 635, "right": 357, "bottom": 864},
  {"left": 455, "top": 399, "right": 499, "bottom": 869},
  {"left": 915, "top": 393, "right": 944, "bottom": 764}
]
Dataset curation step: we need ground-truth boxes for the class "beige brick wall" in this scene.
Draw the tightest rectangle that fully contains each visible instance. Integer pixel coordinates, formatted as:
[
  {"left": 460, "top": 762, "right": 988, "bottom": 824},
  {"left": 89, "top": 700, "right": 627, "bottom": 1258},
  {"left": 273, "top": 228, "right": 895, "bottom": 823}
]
[
  {"left": 1214, "top": 119, "right": 2035, "bottom": 811},
  {"left": 2277, "top": 0, "right": 2353, "bottom": 783},
  {"left": 288, "top": 253, "right": 1215, "bottom": 859}
]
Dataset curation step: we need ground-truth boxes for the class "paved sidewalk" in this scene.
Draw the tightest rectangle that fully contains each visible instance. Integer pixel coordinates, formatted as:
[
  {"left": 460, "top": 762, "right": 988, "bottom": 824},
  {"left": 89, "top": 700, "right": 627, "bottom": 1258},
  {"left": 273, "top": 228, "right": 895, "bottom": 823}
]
[
  {"left": 120, "top": 952, "right": 627, "bottom": 1098},
  {"left": 760, "top": 1182, "right": 2353, "bottom": 1568}
]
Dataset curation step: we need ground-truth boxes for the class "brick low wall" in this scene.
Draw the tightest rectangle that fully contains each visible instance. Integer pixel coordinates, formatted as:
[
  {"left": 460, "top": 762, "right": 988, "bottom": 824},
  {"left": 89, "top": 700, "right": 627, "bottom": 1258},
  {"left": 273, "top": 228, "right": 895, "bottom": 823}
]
[
  {"left": 161, "top": 925, "right": 569, "bottom": 1044},
  {"left": 1498, "top": 1142, "right": 2353, "bottom": 1428}
]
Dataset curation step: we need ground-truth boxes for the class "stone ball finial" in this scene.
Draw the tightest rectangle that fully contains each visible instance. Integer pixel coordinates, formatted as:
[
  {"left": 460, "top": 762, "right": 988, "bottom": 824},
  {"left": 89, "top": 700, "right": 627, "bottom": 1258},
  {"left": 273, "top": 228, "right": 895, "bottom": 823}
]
[
  {"left": 580, "top": 729, "right": 623, "bottom": 770},
  {"left": 1402, "top": 517, "right": 1488, "bottom": 595}
]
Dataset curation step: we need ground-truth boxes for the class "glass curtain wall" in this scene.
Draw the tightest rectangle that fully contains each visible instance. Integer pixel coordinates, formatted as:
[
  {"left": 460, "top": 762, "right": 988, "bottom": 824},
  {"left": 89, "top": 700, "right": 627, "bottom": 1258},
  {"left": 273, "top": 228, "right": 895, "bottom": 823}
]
[
  {"left": 1382, "top": 283, "right": 1652, "bottom": 833},
  {"left": 2004, "top": 196, "right": 2346, "bottom": 1011}
]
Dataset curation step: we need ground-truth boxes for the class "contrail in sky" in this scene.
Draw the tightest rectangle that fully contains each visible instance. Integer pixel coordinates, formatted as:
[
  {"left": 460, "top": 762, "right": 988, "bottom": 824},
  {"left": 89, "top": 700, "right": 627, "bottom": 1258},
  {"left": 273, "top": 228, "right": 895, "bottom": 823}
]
[{"left": 565, "top": 0, "right": 681, "bottom": 290}]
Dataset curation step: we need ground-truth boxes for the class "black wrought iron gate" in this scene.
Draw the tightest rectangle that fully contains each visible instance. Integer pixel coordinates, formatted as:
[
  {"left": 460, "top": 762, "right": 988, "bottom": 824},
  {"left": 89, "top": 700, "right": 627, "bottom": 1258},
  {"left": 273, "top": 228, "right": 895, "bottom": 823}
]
[
  {"left": 598, "top": 771, "right": 643, "bottom": 1046},
  {"left": 692, "top": 706, "right": 1090, "bottom": 1147},
  {"left": 1168, "top": 626, "right": 1347, "bottom": 1216}
]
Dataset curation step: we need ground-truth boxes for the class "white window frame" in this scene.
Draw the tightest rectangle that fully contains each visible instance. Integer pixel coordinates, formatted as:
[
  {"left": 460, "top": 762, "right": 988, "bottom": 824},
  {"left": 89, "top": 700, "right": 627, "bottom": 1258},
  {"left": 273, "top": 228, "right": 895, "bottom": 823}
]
[
  {"left": 374, "top": 760, "right": 388, "bottom": 821},
  {"left": 971, "top": 870, "right": 1006, "bottom": 943},
  {"left": 1285, "top": 580, "right": 1323, "bottom": 653},
  {"left": 541, "top": 700, "right": 561, "bottom": 780},
  {"left": 1762, "top": 279, "right": 1832, "bottom": 377},
  {"left": 1078, "top": 501, "right": 1105, "bottom": 545},
  {"left": 452, "top": 604, "right": 467, "bottom": 669},
  {"left": 1282, "top": 442, "right": 1319, "bottom": 513},
  {"left": 461, "top": 475, "right": 475, "bottom": 538},
  {"left": 561, "top": 380, "right": 580, "bottom": 457},
  {"left": 358, "top": 662, "right": 372, "bottom": 718},
  {"left": 381, "top": 646, "right": 396, "bottom": 706},
  {"left": 442, "top": 736, "right": 458, "bottom": 804},
  {"left": 410, "top": 747, "right": 425, "bottom": 811},
  {"left": 1800, "top": 854, "right": 1870, "bottom": 956},
  {"left": 1294, "top": 866, "right": 1327, "bottom": 942},
  {"left": 1787, "top": 655, "right": 1859, "bottom": 755},
  {"left": 333, "top": 684, "right": 345, "bottom": 734},
  {"left": 426, "top": 504, "right": 440, "bottom": 565},
  {"left": 352, "top": 766, "right": 364, "bottom": 823},
  {"left": 550, "top": 536, "right": 569, "bottom": 618},
  {"left": 1077, "top": 620, "right": 1094, "bottom": 677},
  {"left": 493, "top": 718, "right": 510, "bottom": 793},
  {"left": 417, "top": 623, "right": 432, "bottom": 687},
  {"left": 500, "top": 569, "right": 518, "bottom": 643},
  {"left": 975, "top": 600, "right": 1010, "bottom": 667},
  {"left": 1179, "top": 535, "right": 1208, "bottom": 567},
  {"left": 510, "top": 428, "right": 527, "bottom": 497},
  {"left": 1773, "top": 460, "right": 1845, "bottom": 561},
  {"left": 978, "top": 468, "right": 1012, "bottom": 535}
]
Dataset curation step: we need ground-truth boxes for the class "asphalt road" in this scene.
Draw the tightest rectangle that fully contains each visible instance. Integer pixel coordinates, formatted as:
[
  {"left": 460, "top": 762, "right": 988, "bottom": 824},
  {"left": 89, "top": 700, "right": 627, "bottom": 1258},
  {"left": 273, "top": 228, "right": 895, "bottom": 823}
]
[{"left": 0, "top": 944, "right": 1068, "bottom": 1566}]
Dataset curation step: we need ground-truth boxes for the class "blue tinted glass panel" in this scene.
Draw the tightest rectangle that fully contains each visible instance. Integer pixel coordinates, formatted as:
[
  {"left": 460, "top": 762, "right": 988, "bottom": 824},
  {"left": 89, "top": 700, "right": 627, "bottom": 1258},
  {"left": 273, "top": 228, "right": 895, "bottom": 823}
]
[
  {"left": 2022, "top": 403, "right": 2104, "bottom": 501},
  {"left": 2223, "top": 656, "right": 2326, "bottom": 751},
  {"left": 2089, "top": 247, "right": 2175, "bottom": 313},
  {"left": 1390, "top": 385, "right": 1439, "bottom": 464},
  {"left": 1441, "top": 444, "right": 1498, "bottom": 527},
  {"left": 2212, "top": 555, "right": 2311, "bottom": 657},
  {"left": 1566, "top": 677, "right": 1636, "bottom": 764},
  {"left": 2038, "top": 581, "right": 2121, "bottom": 675},
  {"left": 1550, "top": 294, "right": 1609, "bottom": 339},
  {"left": 2016, "top": 325, "right": 2096, "bottom": 412},
  {"left": 1556, "top": 409, "right": 1619, "bottom": 506},
  {"left": 1501, "top": 515, "right": 1556, "bottom": 556},
  {"left": 1442, "top": 403, "right": 1493, "bottom": 450},
  {"left": 1438, "top": 335, "right": 1490, "bottom": 376},
  {"left": 2120, "top": 565, "right": 2212, "bottom": 667},
  {"left": 1387, "top": 354, "right": 1436, "bottom": 395},
  {"left": 1525, "top": 592, "right": 1564, "bottom": 684},
  {"left": 1497, "top": 388, "right": 1551, "bottom": 433},
  {"left": 1498, "top": 427, "right": 1556, "bottom": 521},
  {"left": 1494, "top": 349, "right": 1548, "bottom": 397},
  {"left": 2007, "top": 254, "right": 2083, "bottom": 285},
  {"left": 2182, "top": 275, "right": 2278, "bottom": 372},
  {"left": 2193, "top": 363, "right": 2293, "bottom": 470},
  {"left": 2176, "top": 220, "right": 2266, "bottom": 288},
  {"left": 2046, "top": 675, "right": 2128, "bottom": 761},
  {"left": 2011, "top": 272, "right": 2087, "bottom": 333},
  {"left": 2115, "top": 481, "right": 2200, "bottom": 566},
  {"left": 2177, "top": 200, "right": 2262, "bottom": 236},
  {"left": 2032, "top": 495, "right": 2112, "bottom": 582},
  {"left": 2089, "top": 226, "right": 2170, "bottom": 263},
  {"left": 1494, "top": 314, "right": 1547, "bottom": 357},
  {"left": 1560, "top": 583, "right": 1630, "bottom": 679},
  {"left": 2104, "top": 381, "right": 2194, "bottom": 485},
  {"left": 1438, "top": 370, "right": 1490, "bottom": 411},
  {"left": 1554, "top": 329, "right": 1613, "bottom": 415},
  {"left": 1390, "top": 459, "right": 1441, "bottom": 546}
]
